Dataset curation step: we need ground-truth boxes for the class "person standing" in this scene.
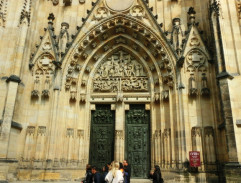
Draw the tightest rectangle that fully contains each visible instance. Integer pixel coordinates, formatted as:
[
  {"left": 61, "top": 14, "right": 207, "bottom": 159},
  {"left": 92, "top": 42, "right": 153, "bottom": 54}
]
[
  {"left": 151, "top": 165, "right": 163, "bottom": 183},
  {"left": 105, "top": 161, "right": 124, "bottom": 183},
  {"left": 91, "top": 166, "right": 103, "bottom": 183},
  {"left": 82, "top": 164, "right": 92, "bottom": 183},
  {"left": 123, "top": 160, "right": 131, "bottom": 183}
]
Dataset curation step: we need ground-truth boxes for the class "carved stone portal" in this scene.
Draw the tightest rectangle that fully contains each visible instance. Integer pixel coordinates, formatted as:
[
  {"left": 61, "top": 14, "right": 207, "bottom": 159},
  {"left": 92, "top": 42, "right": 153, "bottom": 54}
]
[{"left": 93, "top": 50, "right": 149, "bottom": 92}]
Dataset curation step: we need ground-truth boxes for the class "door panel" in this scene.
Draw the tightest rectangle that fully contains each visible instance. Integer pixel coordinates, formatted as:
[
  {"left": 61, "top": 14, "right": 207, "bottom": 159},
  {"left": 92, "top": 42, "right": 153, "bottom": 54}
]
[
  {"left": 89, "top": 105, "right": 115, "bottom": 169},
  {"left": 125, "top": 104, "right": 150, "bottom": 178}
]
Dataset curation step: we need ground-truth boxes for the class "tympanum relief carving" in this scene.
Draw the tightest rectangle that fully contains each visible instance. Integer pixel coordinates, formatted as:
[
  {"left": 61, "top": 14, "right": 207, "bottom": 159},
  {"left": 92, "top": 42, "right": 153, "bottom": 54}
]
[{"left": 93, "top": 50, "right": 149, "bottom": 92}]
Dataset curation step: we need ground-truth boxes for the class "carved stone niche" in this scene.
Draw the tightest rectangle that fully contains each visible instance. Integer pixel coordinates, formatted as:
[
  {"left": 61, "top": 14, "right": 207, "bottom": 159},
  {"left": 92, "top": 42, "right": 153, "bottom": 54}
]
[
  {"left": 201, "top": 73, "right": 210, "bottom": 96},
  {"left": 188, "top": 73, "right": 198, "bottom": 96}
]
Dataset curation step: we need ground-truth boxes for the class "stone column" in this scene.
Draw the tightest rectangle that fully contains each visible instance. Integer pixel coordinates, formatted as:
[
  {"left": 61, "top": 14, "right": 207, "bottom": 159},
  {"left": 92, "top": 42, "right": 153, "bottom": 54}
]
[
  {"left": 115, "top": 103, "right": 125, "bottom": 162},
  {"left": 0, "top": 10, "right": 29, "bottom": 158},
  {"left": 0, "top": 81, "right": 20, "bottom": 158},
  {"left": 77, "top": 129, "right": 84, "bottom": 166},
  {"left": 210, "top": 1, "right": 238, "bottom": 163},
  {"left": 169, "top": 90, "right": 176, "bottom": 168}
]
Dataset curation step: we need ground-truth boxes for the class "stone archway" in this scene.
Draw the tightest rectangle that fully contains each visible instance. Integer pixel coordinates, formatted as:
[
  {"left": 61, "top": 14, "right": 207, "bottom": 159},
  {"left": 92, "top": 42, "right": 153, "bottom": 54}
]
[{"left": 60, "top": 14, "right": 178, "bottom": 171}]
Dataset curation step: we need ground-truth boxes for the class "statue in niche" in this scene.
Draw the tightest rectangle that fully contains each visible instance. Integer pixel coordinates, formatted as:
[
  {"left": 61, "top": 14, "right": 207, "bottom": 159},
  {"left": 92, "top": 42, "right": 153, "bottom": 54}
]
[
  {"left": 189, "top": 73, "right": 198, "bottom": 96},
  {"left": 58, "top": 22, "right": 69, "bottom": 58},
  {"left": 93, "top": 50, "right": 148, "bottom": 92},
  {"left": 201, "top": 73, "right": 210, "bottom": 96},
  {"left": 171, "top": 18, "right": 184, "bottom": 56}
]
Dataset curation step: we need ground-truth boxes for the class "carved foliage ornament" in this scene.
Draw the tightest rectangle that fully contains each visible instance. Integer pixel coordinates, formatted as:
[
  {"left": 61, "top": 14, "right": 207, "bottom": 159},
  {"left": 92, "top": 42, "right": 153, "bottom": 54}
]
[
  {"left": 93, "top": 50, "right": 149, "bottom": 92},
  {"left": 236, "top": 0, "right": 241, "bottom": 19},
  {"left": 0, "top": 0, "right": 8, "bottom": 27},
  {"left": 95, "top": 7, "right": 109, "bottom": 21},
  {"left": 130, "top": 5, "right": 145, "bottom": 17}
]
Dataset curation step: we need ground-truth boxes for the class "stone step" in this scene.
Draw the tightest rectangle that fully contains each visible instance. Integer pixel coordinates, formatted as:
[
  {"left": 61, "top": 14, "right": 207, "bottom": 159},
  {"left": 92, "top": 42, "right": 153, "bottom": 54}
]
[{"left": 130, "top": 179, "right": 152, "bottom": 183}]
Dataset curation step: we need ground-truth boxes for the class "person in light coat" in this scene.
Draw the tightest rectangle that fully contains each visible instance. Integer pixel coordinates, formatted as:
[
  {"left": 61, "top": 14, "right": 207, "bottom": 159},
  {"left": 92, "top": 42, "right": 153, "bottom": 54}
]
[{"left": 105, "top": 161, "right": 124, "bottom": 183}]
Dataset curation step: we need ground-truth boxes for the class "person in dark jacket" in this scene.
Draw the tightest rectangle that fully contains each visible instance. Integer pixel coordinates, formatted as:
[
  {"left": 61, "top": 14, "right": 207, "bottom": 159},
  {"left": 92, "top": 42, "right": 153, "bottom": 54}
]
[
  {"left": 123, "top": 160, "right": 131, "bottom": 183},
  {"left": 102, "top": 165, "right": 109, "bottom": 183},
  {"left": 91, "top": 166, "right": 103, "bottom": 183},
  {"left": 151, "top": 165, "right": 163, "bottom": 183},
  {"left": 82, "top": 164, "right": 92, "bottom": 183}
]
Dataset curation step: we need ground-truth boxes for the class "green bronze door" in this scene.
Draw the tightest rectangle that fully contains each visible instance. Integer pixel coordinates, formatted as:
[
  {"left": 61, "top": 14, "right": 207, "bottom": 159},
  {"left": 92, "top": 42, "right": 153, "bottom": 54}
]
[
  {"left": 125, "top": 104, "right": 150, "bottom": 178},
  {"left": 89, "top": 104, "right": 115, "bottom": 169}
]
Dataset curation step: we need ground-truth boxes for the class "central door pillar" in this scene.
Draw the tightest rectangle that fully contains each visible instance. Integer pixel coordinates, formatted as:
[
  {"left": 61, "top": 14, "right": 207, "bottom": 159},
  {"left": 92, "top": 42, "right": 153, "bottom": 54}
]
[{"left": 114, "top": 102, "right": 125, "bottom": 162}]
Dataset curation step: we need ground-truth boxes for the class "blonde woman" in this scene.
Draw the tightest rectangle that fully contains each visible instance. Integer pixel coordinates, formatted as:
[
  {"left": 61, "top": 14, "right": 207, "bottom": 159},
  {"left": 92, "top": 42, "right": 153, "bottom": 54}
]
[{"left": 105, "top": 161, "right": 124, "bottom": 183}]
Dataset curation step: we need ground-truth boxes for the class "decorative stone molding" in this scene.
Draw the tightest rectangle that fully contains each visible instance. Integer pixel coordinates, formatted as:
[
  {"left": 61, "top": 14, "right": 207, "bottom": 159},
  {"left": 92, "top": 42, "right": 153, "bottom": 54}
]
[
  {"left": 80, "top": 93, "right": 86, "bottom": 103},
  {"left": 66, "top": 128, "right": 74, "bottom": 137},
  {"left": 27, "top": 126, "right": 35, "bottom": 135},
  {"left": 161, "top": 90, "right": 169, "bottom": 101},
  {"left": 154, "top": 92, "right": 160, "bottom": 102},
  {"left": 236, "top": 0, "right": 241, "bottom": 19},
  {"left": 186, "top": 50, "right": 206, "bottom": 72},
  {"left": 0, "top": 0, "right": 8, "bottom": 28},
  {"left": 191, "top": 127, "right": 202, "bottom": 137},
  {"left": 95, "top": 7, "right": 109, "bottom": 21},
  {"left": 164, "top": 128, "right": 171, "bottom": 138},
  {"left": 63, "top": 0, "right": 71, "bottom": 6},
  {"left": 204, "top": 126, "right": 214, "bottom": 137},
  {"left": 130, "top": 5, "right": 145, "bottom": 18},
  {"left": 52, "top": 0, "right": 59, "bottom": 5},
  {"left": 37, "top": 126, "right": 46, "bottom": 136},
  {"left": 42, "top": 89, "right": 50, "bottom": 98},
  {"left": 19, "top": 0, "right": 32, "bottom": 26},
  {"left": 93, "top": 50, "right": 148, "bottom": 93},
  {"left": 115, "top": 130, "right": 124, "bottom": 139},
  {"left": 77, "top": 129, "right": 84, "bottom": 138}
]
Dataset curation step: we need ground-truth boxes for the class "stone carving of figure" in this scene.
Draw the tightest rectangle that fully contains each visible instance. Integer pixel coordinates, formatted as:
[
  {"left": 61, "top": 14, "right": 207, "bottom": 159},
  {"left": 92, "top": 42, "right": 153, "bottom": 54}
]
[
  {"left": 58, "top": 22, "right": 69, "bottom": 58},
  {"left": 201, "top": 73, "right": 210, "bottom": 96},
  {"left": 171, "top": 18, "right": 183, "bottom": 56},
  {"left": 93, "top": 50, "right": 148, "bottom": 92},
  {"left": 189, "top": 73, "right": 197, "bottom": 96},
  {"left": 201, "top": 73, "right": 208, "bottom": 88}
]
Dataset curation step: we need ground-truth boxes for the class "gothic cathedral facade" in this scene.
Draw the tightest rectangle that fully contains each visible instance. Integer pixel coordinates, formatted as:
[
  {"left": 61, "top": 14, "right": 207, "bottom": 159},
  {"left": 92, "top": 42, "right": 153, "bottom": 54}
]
[{"left": 0, "top": 0, "right": 241, "bottom": 182}]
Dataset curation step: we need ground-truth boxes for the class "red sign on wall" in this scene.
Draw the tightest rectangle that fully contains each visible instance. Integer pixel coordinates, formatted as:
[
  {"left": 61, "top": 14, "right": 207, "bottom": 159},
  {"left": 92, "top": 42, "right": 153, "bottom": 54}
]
[{"left": 189, "top": 151, "right": 201, "bottom": 167}]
